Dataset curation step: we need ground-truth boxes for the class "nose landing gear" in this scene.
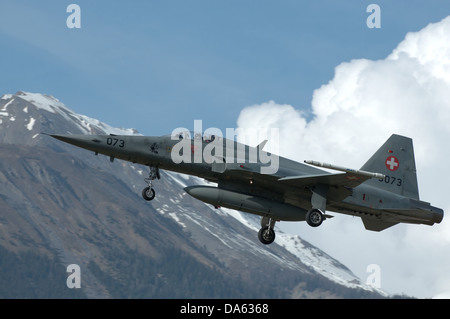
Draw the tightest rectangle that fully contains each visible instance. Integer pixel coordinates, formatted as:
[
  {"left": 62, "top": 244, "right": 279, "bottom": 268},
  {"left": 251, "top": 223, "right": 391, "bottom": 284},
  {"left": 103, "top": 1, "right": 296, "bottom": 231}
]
[
  {"left": 142, "top": 186, "right": 155, "bottom": 201},
  {"left": 142, "top": 166, "right": 160, "bottom": 201},
  {"left": 258, "top": 217, "right": 276, "bottom": 245}
]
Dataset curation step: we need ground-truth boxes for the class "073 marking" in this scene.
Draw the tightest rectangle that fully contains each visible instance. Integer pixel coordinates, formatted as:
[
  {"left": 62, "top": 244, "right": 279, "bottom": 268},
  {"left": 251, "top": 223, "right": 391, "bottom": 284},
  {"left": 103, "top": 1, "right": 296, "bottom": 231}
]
[
  {"left": 379, "top": 175, "right": 402, "bottom": 187},
  {"left": 106, "top": 137, "right": 125, "bottom": 148}
]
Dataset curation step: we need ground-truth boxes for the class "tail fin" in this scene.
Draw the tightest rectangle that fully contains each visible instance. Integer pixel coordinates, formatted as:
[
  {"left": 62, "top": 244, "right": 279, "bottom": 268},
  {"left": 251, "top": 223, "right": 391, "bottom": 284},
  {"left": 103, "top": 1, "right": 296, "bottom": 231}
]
[{"left": 360, "top": 134, "right": 419, "bottom": 200}]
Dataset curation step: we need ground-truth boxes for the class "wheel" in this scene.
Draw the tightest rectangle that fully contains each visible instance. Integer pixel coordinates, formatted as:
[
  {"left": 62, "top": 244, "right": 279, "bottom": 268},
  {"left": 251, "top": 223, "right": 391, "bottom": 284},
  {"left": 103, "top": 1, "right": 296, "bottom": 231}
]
[
  {"left": 258, "top": 226, "right": 275, "bottom": 245},
  {"left": 142, "top": 187, "right": 155, "bottom": 201},
  {"left": 306, "top": 209, "right": 324, "bottom": 227}
]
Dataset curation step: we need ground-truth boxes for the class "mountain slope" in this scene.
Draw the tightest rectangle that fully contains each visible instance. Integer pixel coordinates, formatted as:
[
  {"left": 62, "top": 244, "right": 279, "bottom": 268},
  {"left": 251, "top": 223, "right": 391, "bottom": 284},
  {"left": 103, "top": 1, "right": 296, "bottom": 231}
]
[{"left": 0, "top": 91, "right": 386, "bottom": 298}]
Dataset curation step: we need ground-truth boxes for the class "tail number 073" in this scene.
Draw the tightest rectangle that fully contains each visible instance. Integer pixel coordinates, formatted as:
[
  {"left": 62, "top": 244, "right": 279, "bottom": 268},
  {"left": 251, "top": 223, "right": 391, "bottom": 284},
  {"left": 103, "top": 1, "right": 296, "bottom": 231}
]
[
  {"left": 107, "top": 137, "right": 125, "bottom": 148},
  {"left": 379, "top": 175, "right": 402, "bottom": 187}
]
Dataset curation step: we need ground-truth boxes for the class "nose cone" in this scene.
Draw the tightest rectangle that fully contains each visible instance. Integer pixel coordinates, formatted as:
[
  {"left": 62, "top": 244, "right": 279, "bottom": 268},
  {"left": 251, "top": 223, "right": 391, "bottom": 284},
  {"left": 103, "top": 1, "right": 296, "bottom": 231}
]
[
  {"left": 47, "top": 133, "right": 103, "bottom": 152},
  {"left": 50, "top": 133, "right": 97, "bottom": 145}
]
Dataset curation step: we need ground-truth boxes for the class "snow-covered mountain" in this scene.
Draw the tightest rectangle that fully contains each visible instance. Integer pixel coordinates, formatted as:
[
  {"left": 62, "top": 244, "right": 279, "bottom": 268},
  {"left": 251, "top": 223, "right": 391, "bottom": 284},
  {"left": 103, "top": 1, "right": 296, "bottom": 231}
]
[
  {"left": 0, "top": 91, "right": 387, "bottom": 298},
  {"left": 0, "top": 91, "right": 137, "bottom": 139}
]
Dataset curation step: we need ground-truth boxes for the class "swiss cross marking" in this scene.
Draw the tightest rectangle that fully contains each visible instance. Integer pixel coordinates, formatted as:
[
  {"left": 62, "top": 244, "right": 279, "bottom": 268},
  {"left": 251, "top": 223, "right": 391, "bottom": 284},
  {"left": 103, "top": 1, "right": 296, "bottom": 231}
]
[{"left": 385, "top": 156, "right": 399, "bottom": 171}]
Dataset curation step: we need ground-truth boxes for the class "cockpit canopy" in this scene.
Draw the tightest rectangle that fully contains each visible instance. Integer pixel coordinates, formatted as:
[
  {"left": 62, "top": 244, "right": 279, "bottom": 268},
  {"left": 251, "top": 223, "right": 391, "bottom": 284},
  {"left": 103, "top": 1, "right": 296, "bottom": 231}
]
[{"left": 170, "top": 130, "right": 223, "bottom": 143}]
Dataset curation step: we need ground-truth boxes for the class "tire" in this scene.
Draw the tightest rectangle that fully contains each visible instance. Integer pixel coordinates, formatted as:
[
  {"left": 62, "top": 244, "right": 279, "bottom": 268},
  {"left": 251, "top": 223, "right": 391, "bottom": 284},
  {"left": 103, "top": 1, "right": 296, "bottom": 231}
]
[
  {"left": 258, "top": 226, "right": 275, "bottom": 245},
  {"left": 142, "top": 187, "right": 155, "bottom": 201},
  {"left": 306, "top": 209, "right": 324, "bottom": 227}
]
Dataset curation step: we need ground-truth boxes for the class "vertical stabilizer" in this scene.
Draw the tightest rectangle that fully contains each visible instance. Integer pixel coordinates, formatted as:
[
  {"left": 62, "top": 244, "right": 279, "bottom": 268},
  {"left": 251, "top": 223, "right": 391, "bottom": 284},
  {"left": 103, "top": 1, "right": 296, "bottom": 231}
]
[{"left": 360, "top": 134, "right": 419, "bottom": 200}]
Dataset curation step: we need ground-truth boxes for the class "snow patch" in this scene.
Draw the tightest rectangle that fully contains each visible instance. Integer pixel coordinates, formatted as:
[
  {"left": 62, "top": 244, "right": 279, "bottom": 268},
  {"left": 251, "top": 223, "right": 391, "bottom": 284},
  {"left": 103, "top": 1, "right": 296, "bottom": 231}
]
[
  {"left": 26, "top": 117, "right": 36, "bottom": 131},
  {"left": 16, "top": 91, "right": 66, "bottom": 114},
  {"left": 165, "top": 171, "right": 190, "bottom": 188},
  {"left": 168, "top": 212, "right": 187, "bottom": 228},
  {"left": 1, "top": 98, "right": 14, "bottom": 111}
]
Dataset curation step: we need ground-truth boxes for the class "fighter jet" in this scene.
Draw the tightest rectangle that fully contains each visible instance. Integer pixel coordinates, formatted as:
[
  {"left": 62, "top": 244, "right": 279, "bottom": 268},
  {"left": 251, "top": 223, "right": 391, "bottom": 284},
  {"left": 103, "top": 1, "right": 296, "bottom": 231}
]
[{"left": 49, "top": 132, "right": 444, "bottom": 245}]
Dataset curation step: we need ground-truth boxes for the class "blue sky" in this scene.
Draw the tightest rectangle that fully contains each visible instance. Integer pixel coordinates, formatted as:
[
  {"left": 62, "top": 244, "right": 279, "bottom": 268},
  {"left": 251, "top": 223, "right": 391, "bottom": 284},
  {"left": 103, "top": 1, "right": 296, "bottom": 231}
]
[{"left": 1, "top": 1, "right": 449, "bottom": 135}]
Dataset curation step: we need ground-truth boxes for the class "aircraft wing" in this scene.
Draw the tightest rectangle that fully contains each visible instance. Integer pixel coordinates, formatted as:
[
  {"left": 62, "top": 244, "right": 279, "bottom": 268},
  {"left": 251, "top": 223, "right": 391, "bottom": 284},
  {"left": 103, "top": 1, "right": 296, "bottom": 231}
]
[
  {"left": 278, "top": 172, "right": 373, "bottom": 189},
  {"left": 221, "top": 160, "right": 382, "bottom": 202},
  {"left": 277, "top": 160, "right": 385, "bottom": 199},
  {"left": 277, "top": 160, "right": 386, "bottom": 203}
]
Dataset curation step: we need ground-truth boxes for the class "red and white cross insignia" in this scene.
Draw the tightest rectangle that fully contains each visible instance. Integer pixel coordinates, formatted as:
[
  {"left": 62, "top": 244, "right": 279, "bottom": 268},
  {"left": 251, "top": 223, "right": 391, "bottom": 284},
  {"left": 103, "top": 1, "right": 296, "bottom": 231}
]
[{"left": 385, "top": 156, "right": 399, "bottom": 171}]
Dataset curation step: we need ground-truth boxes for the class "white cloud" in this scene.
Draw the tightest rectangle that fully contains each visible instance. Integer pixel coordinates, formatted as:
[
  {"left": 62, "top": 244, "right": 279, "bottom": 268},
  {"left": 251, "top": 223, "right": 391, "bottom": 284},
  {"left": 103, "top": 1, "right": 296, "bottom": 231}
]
[{"left": 236, "top": 16, "right": 450, "bottom": 298}]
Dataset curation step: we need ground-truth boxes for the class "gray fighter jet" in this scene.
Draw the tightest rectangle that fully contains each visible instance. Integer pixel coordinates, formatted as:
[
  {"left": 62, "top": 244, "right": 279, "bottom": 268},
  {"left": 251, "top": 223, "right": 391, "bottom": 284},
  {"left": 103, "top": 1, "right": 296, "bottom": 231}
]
[{"left": 49, "top": 132, "right": 443, "bottom": 245}]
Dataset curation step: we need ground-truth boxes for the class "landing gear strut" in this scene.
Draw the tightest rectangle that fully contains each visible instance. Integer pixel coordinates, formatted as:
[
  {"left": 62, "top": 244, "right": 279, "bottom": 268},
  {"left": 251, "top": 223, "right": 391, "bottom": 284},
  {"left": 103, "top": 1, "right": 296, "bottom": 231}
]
[
  {"left": 142, "top": 166, "right": 160, "bottom": 201},
  {"left": 258, "top": 217, "right": 276, "bottom": 245}
]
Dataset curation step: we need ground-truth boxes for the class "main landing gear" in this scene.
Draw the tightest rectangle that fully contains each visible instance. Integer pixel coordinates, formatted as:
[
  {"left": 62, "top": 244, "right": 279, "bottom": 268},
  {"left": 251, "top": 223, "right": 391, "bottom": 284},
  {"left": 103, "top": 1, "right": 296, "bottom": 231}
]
[
  {"left": 306, "top": 208, "right": 324, "bottom": 227},
  {"left": 142, "top": 166, "right": 160, "bottom": 201},
  {"left": 257, "top": 209, "right": 325, "bottom": 245}
]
